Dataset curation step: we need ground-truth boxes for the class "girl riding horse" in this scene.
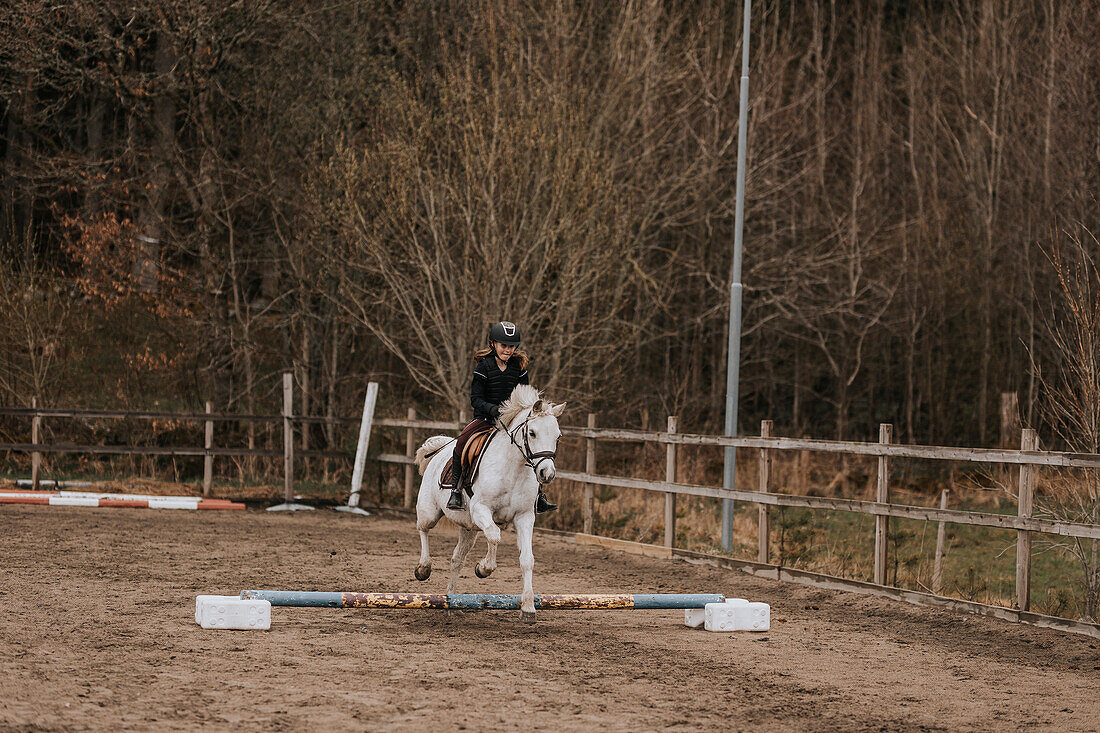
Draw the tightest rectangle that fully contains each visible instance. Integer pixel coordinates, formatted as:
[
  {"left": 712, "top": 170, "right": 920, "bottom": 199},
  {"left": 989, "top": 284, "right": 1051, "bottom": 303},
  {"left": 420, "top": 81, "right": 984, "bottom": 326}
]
[{"left": 444, "top": 320, "right": 557, "bottom": 514}]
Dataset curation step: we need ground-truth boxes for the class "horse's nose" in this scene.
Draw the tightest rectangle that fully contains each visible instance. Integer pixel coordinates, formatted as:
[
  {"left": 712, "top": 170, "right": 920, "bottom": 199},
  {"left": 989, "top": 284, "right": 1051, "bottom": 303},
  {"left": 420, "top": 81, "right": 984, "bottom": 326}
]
[{"left": 538, "top": 462, "right": 556, "bottom": 484}]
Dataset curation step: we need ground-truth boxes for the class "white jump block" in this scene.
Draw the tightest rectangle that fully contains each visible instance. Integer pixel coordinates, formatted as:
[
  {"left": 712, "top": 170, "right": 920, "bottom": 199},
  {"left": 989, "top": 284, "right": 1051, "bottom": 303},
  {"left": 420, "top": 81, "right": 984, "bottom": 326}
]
[
  {"left": 737, "top": 601, "right": 770, "bottom": 631},
  {"left": 704, "top": 600, "right": 770, "bottom": 632},
  {"left": 196, "top": 595, "right": 271, "bottom": 630},
  {"left": 684, "top": 609, "right": 705, "bottom": 628},
  {"left": 685, "top": 597, "right": 749, "bottom": 628}
]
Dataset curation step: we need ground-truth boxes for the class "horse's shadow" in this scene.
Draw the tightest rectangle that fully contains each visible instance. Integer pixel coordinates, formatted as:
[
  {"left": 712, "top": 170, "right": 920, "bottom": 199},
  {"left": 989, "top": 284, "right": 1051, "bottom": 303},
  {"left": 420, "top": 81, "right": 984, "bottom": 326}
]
[{"left": 349, "top": 610, "right": 573, "bottom": 639}]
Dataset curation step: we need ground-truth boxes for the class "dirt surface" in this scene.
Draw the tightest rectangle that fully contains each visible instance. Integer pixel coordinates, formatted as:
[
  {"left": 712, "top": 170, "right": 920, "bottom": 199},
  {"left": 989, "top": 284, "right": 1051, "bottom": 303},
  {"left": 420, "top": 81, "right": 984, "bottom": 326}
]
[{"left": 2, "top": 505, "right": 1098, "bottom": 731}]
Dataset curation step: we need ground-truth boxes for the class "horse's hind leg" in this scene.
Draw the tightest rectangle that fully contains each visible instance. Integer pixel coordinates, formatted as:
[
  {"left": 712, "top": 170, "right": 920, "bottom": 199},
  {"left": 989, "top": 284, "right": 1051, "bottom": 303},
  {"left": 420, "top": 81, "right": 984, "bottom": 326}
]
[{"left": 446, "top": 527, "right": 478, "bottom": 595}]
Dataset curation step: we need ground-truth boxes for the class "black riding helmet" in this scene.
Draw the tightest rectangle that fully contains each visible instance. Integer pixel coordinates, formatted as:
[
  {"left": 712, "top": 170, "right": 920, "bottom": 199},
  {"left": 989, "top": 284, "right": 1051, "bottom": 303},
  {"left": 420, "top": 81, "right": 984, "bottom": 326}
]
[{"left": 489, "top": 321, "right": 522, "bottom": 345}]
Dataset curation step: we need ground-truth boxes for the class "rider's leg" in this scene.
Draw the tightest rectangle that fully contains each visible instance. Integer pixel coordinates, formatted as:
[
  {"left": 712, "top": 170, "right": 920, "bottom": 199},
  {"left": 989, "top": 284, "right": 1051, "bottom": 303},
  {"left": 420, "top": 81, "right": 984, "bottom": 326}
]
[
  {"left": 441, "top": 444, "right": 460, "bottom": 490},
  {"left": 446, "top": 422, "right": 475, "bottom": 510},
  {"left": 446, "top": 455, "right": 465, "bottom": 510},
  {"left": 447, "top": 418, "right": 493, "bottom": 511}
]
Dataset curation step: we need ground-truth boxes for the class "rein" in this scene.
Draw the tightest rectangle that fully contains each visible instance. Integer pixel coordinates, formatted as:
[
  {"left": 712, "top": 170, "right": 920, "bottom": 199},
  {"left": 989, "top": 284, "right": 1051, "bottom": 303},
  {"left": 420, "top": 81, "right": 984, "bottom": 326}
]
[{"left": 500, "top": 413, "right": 556, "bottom": 483}]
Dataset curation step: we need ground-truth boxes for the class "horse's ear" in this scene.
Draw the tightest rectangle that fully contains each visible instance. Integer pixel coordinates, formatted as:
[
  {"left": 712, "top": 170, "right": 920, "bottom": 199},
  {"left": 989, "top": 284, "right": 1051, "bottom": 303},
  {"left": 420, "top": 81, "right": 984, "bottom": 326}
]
[
  {"left": 549, "top": 401, "right": 566, "bottom": 417},
  {"left": 533, "top": 399, "right": 544, "bottom": 414}
]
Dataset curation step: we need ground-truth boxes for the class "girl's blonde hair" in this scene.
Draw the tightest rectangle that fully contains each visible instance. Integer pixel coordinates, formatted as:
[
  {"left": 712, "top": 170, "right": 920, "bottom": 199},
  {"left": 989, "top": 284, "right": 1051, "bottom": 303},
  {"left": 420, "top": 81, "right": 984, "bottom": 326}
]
[{"left": 475, "top": 344, "right": 530, "bottom": 370}]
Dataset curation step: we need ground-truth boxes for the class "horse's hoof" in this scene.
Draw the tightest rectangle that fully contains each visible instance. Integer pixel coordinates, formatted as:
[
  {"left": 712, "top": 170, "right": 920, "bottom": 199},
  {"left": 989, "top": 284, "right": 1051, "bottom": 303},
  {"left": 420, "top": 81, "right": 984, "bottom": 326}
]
[
  {"left": 474, "top": 563, "right": 492, "bottom": 579},
  {"left": 521, "top": 611, "right": 536, "bottom": 625},
  {"left": 414, "top": 564, "right": 431, "bottom": 581}
]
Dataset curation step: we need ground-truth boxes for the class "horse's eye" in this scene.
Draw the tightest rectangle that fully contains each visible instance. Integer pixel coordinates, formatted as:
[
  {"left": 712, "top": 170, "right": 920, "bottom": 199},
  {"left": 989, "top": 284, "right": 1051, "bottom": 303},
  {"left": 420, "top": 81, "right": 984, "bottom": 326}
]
[{"left": 530, "top": 430, "right": 536, "bottom": 438}]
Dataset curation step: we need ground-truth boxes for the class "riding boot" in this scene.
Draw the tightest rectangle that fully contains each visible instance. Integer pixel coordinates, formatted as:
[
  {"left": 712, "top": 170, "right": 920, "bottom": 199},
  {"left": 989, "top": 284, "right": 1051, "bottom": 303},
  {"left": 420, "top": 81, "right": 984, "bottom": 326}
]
[
  {"left": 446, "top": 466, "right": 466, "bottom": 510},
  {"left": 534, "top": 488, "right": 557, "bottom": 514}
]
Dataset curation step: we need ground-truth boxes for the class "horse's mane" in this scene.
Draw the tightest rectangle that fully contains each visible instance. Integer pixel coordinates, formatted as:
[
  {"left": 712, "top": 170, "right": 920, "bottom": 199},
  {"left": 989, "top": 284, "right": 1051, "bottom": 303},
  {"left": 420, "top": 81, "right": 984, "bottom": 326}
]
[{"left": 497, "top": 384, "right": 544, "bottom": 427}]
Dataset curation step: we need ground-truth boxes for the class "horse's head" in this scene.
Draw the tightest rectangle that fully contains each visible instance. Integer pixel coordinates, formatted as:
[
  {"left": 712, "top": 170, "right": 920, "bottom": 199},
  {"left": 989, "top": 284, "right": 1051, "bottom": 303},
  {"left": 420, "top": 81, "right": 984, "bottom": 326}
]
[
  {"left": 523, "top": 400, "right": 566, "bottom": 484},
  {"left": 499, "top": 386, "right": 566, "bottom": 484}
]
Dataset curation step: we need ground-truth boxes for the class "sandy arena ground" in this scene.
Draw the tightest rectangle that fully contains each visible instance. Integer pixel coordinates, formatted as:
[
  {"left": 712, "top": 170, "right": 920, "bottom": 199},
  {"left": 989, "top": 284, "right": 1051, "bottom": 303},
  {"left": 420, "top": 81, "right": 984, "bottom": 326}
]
[{"left": 1, "top": 504, "right": 1098, "bottom": 731}]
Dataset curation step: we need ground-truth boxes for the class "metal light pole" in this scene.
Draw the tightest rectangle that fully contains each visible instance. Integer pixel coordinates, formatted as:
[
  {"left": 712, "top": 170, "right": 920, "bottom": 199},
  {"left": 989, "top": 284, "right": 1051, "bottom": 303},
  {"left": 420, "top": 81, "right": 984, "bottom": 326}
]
[{"left": 722, "top": 0, "right": 752, "bottom": 551}]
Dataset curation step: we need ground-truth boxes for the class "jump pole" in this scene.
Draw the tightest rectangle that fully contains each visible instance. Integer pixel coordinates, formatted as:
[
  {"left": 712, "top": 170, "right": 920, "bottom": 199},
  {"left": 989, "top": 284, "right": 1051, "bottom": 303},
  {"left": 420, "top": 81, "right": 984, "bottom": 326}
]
[{"left": 241, "top": 590, "right": 724, "bottom": 610}]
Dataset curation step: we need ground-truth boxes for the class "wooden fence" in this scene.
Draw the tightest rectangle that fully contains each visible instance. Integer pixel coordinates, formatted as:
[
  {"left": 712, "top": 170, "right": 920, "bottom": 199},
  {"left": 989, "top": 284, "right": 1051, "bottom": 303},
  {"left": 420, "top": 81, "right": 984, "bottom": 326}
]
[
  {"left": 370, "top": 412, "right": 1100, "bottom": 638},
  {"left": 0, "top": 374, "right": 356, "bottom": 499},
  {"left": 3, "top": 389, "right": 1100, "bottom": 638}
]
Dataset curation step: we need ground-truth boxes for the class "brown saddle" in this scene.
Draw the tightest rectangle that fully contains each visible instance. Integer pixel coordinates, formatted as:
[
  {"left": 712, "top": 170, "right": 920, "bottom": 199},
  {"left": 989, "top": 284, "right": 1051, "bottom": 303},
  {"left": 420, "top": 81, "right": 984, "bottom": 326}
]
[{"left": 440, "top": 426, "right": 497, "bottom": 496}]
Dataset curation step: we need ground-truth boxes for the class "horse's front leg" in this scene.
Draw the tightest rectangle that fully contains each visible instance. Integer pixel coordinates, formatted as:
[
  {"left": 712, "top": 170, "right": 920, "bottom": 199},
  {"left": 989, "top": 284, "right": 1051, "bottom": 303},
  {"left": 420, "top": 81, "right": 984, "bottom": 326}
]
[
  {"left": 514, "top": 510, "right": 536, "bottom": 623},
  {"left": 474, "top": 541, "right": 498, "bottom": 579},
  {"left": 414, "top": 492, "right": 442, "bottom": 581},
  {"left": 446, "top": 526, "right": 478, "bottom": 595},
  {"left": 468, "top": 501, "right": 501, "bottom": 580}
]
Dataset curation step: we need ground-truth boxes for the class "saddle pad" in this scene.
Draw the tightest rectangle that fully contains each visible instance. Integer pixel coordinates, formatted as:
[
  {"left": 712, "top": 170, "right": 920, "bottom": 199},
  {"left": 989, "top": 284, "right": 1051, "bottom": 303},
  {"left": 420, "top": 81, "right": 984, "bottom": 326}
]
[
  {"left": 462, "top": 429, "right": 494, "bottom": 467},
  {"left": 440, "top": 457, "right": 478, "bottom": 497},
  {"left": 440, "top": 426, "right": 497, "bottom": 495}
]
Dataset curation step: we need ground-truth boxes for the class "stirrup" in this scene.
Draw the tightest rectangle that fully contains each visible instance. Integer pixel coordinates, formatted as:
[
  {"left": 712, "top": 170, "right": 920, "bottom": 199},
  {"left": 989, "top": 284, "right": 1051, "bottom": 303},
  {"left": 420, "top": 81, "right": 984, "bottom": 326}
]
[
  {"left": 535, "top": 490, "right": 557, "bottom": 514},
  {"left": 447, "top": 487, "right": 465, "bottom": 510}
]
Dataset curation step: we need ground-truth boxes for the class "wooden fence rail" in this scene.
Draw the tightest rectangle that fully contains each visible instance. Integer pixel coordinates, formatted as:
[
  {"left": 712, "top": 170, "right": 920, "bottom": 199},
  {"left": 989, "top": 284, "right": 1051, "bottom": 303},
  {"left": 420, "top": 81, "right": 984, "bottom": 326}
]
[
  {"left": 558, "top": 428, "right": 1100, "bottom": 469},
  {"left": 0, "top": 407, "right": 284, "bottom": 423},
  {"left": 548, "top": 470, "right": 1100, "bottom": 540},
  {"left": 0, "top": 443, "right": 284, "bottom": 458}
]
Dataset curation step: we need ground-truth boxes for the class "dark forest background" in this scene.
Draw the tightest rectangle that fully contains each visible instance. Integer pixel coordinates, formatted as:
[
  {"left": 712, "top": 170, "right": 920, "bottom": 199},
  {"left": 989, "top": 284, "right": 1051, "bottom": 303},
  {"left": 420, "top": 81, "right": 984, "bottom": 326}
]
[{"left": 1, "top": 0, "right": 1098, "bottom": 450}]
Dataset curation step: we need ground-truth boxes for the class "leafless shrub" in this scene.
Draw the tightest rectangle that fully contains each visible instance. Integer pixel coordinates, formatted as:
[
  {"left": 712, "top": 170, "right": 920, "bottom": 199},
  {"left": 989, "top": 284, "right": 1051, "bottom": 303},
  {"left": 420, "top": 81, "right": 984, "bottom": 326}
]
[
  {"left": 0, "top": 246, "right": 77, "bottom": 405},
  {"left": 1037, "top": 225, "right": 1100, "bottom": 619}
]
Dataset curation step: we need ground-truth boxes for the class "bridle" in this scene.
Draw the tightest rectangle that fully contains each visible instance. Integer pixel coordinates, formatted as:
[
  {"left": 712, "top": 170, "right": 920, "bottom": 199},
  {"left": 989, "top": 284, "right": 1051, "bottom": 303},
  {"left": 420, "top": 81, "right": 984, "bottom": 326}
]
[{"left": 501, "top": 412, "right": 557, "bottom": 483}]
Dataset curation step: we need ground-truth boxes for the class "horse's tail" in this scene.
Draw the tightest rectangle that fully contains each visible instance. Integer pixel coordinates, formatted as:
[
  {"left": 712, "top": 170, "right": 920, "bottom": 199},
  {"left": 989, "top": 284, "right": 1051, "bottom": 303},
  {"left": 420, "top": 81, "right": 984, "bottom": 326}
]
[{"left": 415, "top": 436, "right": 454, "bottom": 475}]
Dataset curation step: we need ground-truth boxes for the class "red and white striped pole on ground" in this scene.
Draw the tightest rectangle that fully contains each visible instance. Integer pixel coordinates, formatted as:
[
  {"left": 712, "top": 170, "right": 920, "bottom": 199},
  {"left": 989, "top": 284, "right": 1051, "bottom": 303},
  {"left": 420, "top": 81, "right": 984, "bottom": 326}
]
[{"left": 0, "top": 488, "right": 244, "bottom": 510}]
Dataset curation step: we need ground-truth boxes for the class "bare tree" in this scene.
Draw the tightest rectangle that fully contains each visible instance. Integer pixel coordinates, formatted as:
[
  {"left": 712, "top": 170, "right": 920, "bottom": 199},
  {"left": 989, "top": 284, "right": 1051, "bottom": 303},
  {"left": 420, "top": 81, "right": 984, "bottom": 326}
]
[
  {"left": 1037, "top": 226, "right": 1100, "bottom": 619},
  {"left": 0, "top": 253, "right": 78, "bottom": 404}
]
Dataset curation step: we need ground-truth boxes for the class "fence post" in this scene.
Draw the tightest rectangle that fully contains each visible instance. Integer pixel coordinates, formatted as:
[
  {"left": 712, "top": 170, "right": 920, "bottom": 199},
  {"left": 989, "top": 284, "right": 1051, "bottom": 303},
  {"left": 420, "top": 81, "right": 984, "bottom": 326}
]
[
  {"left": 300, "top": 379, "right": 310, "bottom": 477},
  {"left": 337, "top": 382, "right": 378, "bottom": 516},
  {"left": 798, "top": 445, "right": 809, "bottom": 493},
  {"left": 664, "top": 416, "right": 677, "bottom": 548},
  {"left": 1016, "top": 428, "right": 1039, "bottom": 611},
  {"left": 267, "top": 372, "right": 313, "bottom": 511},
  {"left": 203, "top": 401, "right": 214, "bottom": 497},
  {"left": 932, "top": 489, "right": 949, "bottom": 595},
  {"left": 284, "top": 373, "right": 294, "bottom": 500},
  {"left": 758, "top": 419, "right": 773, "bottom": 563},
  {"left": 583, "top": 413, "right": 597, "bottom": 535},
  {"left": 1000, "top": 392, "right": 1021, "bottom": 448},
  {"left": 31, "top": 397, "right": 41, "bottom": 491},
  {"left": 874, "top": 423, "right": 893, "bottom": 585},
  {"left": 403, "top": 407, "right": 416, "bottom": 508}
]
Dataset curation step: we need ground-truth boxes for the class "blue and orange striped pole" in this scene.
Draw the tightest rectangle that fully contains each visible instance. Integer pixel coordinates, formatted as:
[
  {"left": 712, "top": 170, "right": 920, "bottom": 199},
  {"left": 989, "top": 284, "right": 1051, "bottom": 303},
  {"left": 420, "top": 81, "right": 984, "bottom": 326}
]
[{"left": 241, "top": 590, "right": 724, "bottom": 610}]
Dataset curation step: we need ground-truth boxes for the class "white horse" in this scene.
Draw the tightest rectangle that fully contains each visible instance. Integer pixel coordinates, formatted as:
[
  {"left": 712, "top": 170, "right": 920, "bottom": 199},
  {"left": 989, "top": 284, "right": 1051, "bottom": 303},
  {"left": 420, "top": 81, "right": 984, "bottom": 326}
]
[{"left": 413, "top": 384, "right": 565, "bottom": 623}]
